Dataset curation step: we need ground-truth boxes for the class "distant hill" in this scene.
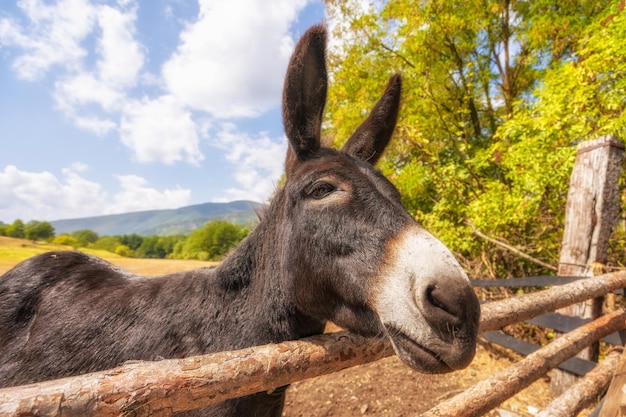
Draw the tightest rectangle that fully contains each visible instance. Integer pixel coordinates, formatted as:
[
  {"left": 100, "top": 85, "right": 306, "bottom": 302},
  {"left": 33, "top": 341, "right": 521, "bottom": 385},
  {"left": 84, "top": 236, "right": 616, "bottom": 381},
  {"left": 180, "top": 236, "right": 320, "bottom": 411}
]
[{"left": 50, "top": 200, "right": 262, "bottom": 236}]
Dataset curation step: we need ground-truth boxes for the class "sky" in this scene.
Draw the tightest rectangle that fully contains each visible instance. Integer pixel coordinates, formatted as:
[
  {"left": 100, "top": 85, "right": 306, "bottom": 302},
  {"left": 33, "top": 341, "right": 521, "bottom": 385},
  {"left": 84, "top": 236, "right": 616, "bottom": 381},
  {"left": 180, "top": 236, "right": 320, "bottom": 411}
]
[{"left": 0, "top": 0, "right": 328, "bottom": 223}]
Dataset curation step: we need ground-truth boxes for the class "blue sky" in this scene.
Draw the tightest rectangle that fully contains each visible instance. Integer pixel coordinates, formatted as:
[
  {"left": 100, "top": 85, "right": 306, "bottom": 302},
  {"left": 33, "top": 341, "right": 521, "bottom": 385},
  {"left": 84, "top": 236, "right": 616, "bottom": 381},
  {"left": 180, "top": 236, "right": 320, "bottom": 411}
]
[{"left": 0, "top": 0, "right": 328, "bottom": 223}]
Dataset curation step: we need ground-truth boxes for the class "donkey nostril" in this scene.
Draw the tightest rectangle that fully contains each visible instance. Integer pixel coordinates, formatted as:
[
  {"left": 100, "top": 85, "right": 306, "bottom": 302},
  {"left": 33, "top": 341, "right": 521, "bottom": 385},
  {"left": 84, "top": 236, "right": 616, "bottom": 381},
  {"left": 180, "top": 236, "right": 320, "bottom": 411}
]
[{"left": 424, "top": 284, "right": 464, "bottom": 323}]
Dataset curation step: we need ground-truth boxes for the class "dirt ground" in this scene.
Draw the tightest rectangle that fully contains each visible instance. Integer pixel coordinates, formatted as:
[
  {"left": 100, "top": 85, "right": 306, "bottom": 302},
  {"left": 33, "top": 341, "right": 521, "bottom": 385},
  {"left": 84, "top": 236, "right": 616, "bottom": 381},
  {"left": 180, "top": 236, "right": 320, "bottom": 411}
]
[{"left": 282, "top": 338, "right": 593, "bottom": 417}]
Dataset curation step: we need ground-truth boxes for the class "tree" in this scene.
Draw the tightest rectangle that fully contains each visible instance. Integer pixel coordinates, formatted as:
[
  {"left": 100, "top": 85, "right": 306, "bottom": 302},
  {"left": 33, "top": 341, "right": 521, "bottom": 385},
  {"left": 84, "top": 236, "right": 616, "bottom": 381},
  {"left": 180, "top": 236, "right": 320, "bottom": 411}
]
[
  {"left": 71, "top": 230, "right": 99, "bottom": 247},
  {"left": 134, "top": 235, "right": 184, "bottom": 259},
  {"left": 24, "top": 220, "right": 55, "bottom": 241},
  {"left": 324, "top": 0, "right": 620, "bottom": 276},
  {"left": 119, "top": 234, "right": 144, "bottom": 251},
  {"left": 174, "top": 221, "right": 249, "bottom": 261},
  {"left": 135, "top": 236, "right": 164, "bottom": 258},
  {"left": 91, "top": 236, "right": 121, "bottom": 253},
  {"left": 6, "top": 219, "right": 25, "bottom": 239}
]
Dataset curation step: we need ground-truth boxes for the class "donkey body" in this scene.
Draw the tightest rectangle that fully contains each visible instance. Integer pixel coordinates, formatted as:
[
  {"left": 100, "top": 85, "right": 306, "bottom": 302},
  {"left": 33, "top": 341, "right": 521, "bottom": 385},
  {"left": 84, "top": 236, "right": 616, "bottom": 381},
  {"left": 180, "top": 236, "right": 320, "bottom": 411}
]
[{"left": 0, "top": 26, "right": 480, "bottom": 417}]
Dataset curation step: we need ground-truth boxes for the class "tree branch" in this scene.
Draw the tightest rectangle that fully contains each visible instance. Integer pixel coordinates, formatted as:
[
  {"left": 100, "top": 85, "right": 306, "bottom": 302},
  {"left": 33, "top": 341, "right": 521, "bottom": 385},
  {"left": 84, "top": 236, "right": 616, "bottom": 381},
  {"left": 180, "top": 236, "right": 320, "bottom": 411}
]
[
  {"left": 374, "top": 39, "right": 416, "bottom": 69},
  {"left": 468, "top": 222, "right": 557, "bottom": 271}
]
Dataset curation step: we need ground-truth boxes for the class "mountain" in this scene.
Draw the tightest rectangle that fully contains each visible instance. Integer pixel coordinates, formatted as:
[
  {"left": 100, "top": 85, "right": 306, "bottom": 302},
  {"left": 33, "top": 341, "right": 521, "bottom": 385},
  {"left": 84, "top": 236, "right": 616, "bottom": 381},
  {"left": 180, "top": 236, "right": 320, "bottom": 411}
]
[{"left": 50, "top": 200, "right": 262, "bottom": 236}]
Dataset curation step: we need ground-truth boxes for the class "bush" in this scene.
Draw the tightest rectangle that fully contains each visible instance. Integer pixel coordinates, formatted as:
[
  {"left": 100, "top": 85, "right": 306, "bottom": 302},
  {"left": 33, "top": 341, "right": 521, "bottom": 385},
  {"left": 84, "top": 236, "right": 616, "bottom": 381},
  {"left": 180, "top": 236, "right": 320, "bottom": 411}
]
[
  {"left": 52, "top": 234, "right": 79, "bottom": 248},
  {"left": 115, "top": 244, "right": 133, "bottom": 257}
]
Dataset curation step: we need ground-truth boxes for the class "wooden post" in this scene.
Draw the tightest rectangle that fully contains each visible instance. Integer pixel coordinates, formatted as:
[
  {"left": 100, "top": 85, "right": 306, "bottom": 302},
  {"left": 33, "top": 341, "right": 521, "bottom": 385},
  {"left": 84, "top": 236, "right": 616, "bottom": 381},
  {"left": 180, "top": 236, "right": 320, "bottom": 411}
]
[
  {"left": 551, "top": 135, "right": 624, "bottom": 396},
  {"left": 598, "top": 348, "right": 626, "bottom": 417}
]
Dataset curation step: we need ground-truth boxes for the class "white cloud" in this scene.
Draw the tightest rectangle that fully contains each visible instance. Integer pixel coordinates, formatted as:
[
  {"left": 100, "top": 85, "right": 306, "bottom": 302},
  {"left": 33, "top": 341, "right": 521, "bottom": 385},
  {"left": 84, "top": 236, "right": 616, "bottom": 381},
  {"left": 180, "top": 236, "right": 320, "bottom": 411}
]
[
  {"left": 0, "top": 165, "right": 192, "bottom": 222},
  {"left": 120, "top": 95, "right": 203, "bottom": 165},
  {"left": 71, "top": 113, "right": 118, "bottom": 136},
  {"left": 2, "top": 0, "right": 144, "bottom": 88},
  {"left": 1, "top": 1, "right": 144, "bottom": 137},
  {"left": 54, "top": 73, "right": 124, "bottom": 113},
  {"left": 0, "top": 0, "right": 96, "bottom": 80},
  {"left": 107, "top": 174, "right": 191, "bottom": 214},
  {"left": 162, "top": 0, "right": 308, "bottom": 118},
  {"left": 53, "top": 72, "right": 122, "bottom": 135},
  {"left": 211, "top": 123, "right": 287, "bottom": 202},
  {"left": 96, "top": 3, "right": 144, "bottom": 89},
  {"left": 0, "top": 164, "right": 107, "bottom": 222},
  {"left": 52, "top": 1, "right": 144, "bottom": 135}
]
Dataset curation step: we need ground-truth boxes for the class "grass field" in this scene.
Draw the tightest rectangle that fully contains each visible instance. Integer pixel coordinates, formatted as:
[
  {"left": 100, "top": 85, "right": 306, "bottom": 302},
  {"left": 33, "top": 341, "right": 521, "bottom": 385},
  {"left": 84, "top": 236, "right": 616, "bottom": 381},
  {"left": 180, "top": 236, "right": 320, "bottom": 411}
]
[{"left": 0, "top": 236, "right": 217, "bottom": 276}]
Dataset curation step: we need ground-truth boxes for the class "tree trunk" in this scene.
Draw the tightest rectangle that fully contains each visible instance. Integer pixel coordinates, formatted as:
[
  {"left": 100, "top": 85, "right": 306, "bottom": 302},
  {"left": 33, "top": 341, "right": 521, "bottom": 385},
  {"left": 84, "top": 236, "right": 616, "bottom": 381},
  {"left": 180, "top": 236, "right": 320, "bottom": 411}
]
[{"left": 551, "top": 135, "right": 624, "bottom": 396}]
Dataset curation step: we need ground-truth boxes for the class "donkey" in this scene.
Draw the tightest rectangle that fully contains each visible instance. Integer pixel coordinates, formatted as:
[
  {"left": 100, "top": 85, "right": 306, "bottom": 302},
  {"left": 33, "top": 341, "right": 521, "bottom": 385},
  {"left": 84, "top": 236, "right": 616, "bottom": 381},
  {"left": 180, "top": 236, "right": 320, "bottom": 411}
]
[{"left": 0, "top": 25, "right": 480, "bottom": 416}]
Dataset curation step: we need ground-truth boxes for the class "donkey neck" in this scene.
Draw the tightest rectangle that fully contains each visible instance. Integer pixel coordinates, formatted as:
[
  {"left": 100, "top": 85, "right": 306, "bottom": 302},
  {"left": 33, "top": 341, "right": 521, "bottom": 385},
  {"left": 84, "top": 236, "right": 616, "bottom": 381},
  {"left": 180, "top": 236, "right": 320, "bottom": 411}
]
[{"left": 211, "top": 213, "right": 325, "bottom": 344}]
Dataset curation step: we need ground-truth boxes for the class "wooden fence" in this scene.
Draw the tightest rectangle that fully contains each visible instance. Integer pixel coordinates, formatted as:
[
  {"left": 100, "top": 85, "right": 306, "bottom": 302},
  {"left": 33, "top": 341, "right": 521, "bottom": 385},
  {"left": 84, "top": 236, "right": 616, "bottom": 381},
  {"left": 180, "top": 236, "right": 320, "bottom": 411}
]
[
  {"left": 1, "top": 270, "right": 625, "bottom": 416},
  {"left": 1, "top": 136, "right": 624, "bottom": 416}
]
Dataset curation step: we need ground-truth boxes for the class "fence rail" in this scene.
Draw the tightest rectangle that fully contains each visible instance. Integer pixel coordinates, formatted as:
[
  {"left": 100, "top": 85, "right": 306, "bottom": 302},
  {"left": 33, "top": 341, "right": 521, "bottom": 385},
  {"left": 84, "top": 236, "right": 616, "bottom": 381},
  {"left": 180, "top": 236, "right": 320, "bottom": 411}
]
[
  {"left": 2, "top": 270, "right": 626, "bottom": 417},
  {"left": 422, "top": 310, "right": 626, "bottom": 417}
]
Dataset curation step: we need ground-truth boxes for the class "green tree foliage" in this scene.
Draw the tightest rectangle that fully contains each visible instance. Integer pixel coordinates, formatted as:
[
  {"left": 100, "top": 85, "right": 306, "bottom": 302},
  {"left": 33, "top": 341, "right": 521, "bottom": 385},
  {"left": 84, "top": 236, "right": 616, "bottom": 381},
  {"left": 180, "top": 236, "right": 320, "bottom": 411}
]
[
  {"left": 135, "top": 235, "right": 184, "bottom": 259},
  {"left": 71, "top": 229, "right": 99, "bottom": 247},
  {"left": 91, "top": 236, "right": 121, "bottom": 253},
  {"left": 119, "top": 234, "right": 144, "bottom": 251},
  {"left": 325, "top": 0, "right": 623, "bottom": 276},
  {"left": 173, "top": 221, "right": 249, "bottom": 261},
  {"left": 6, "top": 219, "right": 25, "bottom": 239},
  {"left": 24, "top": 221, "right": 55, "bottom": 241},
  {"left": 0, "top": 219, "right": 54, "bottom": 241}
]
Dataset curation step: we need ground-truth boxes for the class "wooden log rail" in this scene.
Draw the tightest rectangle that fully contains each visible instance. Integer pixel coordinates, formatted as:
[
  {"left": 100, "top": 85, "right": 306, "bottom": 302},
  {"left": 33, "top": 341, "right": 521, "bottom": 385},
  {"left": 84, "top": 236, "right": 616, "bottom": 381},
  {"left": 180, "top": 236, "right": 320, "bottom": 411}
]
[
  {"left": 537, "top": 348, "right": 625, "bottom": 417},
  {"left": 1, "top": 270, "right": 626, "bottom": 416},
  {"left": 421, "top": 310, "right": 626, "bottom": 417},
  {"left": 597, "top": 347, "right": 626, "bottom": 416}
]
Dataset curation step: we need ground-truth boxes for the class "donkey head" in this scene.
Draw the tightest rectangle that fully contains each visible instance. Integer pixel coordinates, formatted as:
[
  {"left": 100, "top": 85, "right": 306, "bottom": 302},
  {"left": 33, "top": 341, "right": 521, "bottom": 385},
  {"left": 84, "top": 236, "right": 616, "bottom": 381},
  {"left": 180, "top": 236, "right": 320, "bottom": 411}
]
[{"left": 279, "top": 25, "right": 480, "bottom": 373}]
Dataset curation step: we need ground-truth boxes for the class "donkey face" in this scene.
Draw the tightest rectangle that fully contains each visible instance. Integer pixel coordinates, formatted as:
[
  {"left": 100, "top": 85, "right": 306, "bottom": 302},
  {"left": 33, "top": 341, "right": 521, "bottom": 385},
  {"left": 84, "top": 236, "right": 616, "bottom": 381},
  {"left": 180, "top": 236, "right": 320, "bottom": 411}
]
[{"left": 281, "top": 25, "right": 479, "bottom": 374}]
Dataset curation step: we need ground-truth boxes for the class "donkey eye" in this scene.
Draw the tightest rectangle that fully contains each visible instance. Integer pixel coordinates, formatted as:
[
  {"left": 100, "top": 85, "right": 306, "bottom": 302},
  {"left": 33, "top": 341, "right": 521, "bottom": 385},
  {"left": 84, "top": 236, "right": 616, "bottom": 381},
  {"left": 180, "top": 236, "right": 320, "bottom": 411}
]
[{"left": 307, "top": 182, "right": 336, "bottom": 199}]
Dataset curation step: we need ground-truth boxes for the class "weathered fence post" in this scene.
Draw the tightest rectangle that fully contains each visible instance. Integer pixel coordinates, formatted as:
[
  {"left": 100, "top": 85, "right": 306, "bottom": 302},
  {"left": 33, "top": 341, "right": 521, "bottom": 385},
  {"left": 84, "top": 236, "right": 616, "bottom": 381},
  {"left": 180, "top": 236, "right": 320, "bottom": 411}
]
[
  {"left": 550, "top": 135, "right": 624, "bottom": 396},
  {"left": 598, "top": 348, "right": 626, "bottom": 417}
]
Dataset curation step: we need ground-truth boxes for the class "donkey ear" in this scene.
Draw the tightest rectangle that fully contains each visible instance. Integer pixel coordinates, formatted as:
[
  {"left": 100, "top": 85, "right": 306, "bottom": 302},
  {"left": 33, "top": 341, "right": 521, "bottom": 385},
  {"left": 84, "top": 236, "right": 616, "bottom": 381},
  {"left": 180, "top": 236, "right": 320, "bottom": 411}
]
[
  {"left": 342, "top": 73, "right": 402, "bottom": 165},
  {"left": 282, "top": 25, "right": 328, "bottom": 176}
]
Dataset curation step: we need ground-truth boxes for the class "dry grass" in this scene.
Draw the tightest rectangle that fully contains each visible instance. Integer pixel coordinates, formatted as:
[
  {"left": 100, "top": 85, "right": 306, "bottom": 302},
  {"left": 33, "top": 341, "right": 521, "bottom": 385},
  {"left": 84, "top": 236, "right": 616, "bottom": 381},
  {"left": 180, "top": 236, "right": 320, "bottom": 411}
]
[
  {"left": 0, "top": 236, "right": 217, "bottom": 276},
  {"left": 106, "top": 257, "right": 218, "bottom": 276}
]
